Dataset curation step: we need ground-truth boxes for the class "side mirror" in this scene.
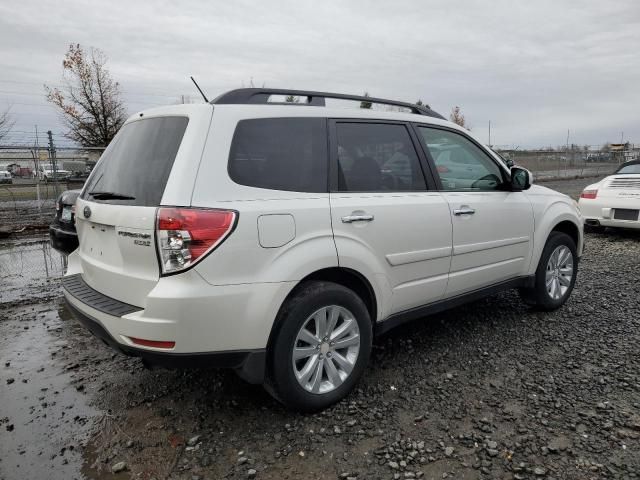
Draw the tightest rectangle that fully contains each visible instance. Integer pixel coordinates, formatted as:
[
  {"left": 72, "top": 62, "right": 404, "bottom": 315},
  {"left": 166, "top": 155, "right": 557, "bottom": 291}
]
[{"left": 510, "top": 166, "right": 532, "bottom": 191}]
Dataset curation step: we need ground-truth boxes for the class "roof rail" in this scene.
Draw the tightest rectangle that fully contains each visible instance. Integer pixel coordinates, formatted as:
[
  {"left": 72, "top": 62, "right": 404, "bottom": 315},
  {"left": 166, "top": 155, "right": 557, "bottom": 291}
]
[{"left": 210, "top": 88, "right": 445, "bottom": 120}]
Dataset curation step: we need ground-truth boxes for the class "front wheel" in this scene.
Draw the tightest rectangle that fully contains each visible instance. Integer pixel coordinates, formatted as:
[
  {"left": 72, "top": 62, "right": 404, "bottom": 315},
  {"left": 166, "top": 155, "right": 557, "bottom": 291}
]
[
  {"left": 266, "top": 281, "right": 372, "bottom": 412},
  {"left": 519, "top": 232, "right": 578, "bottom": 311}
]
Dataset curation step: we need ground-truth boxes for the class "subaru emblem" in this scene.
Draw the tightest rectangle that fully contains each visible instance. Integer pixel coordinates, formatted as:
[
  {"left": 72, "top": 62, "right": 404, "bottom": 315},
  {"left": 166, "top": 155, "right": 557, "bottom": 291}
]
[{"left": 83, "top": 206, "right": 91, "bottom": 219}]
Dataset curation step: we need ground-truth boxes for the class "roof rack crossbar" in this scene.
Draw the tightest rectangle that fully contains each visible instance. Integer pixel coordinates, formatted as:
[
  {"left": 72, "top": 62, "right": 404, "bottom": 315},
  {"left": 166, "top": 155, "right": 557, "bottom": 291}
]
[{"left": 211, "top": 88, "right": 445, "bottom": 119}]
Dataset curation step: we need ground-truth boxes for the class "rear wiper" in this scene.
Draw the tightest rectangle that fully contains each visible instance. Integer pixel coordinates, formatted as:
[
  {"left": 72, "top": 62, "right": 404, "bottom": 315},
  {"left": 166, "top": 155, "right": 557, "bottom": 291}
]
[{"left": 88, "top": 191, "right": 136, "bottom": 200}]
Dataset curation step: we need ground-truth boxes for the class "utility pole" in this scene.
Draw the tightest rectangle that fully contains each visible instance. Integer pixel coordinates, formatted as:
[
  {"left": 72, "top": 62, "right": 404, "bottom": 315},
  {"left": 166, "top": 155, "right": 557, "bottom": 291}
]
[
  {"left": 47, "top": 130, "right": 58, "bottom": 195},
  {"left": 565, "top": 129, "right": 570, "bottom": 176},
  {"left": 488, "top": 120, "right": 491, "bottom": 147},
  {"left": 34, "top": 125, "right": 41, "bottom": 216}
]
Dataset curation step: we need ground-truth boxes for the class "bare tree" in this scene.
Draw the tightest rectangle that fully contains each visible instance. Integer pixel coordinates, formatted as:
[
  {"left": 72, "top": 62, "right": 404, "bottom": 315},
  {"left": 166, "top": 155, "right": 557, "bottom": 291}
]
[
  {"left": 242, "top": 77, "right": 266, "bottom": 88},
  {"left": 360, "top": 92, "right": 372, "bottom": 109},
  {"left": 45, "top": 44, "right": 127, "bottom": 147},
  {"left": 449, "top": 106, "right": 470, "bottom": 130},
  {"left": 0, "top": 106, "right": 14, "bottom": 142}
]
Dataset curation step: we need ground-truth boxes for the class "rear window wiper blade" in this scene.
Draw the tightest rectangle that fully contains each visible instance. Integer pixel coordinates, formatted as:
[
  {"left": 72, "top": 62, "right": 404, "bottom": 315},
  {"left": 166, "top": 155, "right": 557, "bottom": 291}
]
[{"left": 88, "top": 191, "right": 136, "bottom": 200}]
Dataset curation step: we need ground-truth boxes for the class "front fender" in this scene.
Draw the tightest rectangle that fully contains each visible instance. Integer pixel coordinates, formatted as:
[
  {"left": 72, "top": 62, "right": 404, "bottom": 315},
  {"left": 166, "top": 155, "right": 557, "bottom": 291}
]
[{"left": 529, "top": 199, "right": 583, "bottom": 273}]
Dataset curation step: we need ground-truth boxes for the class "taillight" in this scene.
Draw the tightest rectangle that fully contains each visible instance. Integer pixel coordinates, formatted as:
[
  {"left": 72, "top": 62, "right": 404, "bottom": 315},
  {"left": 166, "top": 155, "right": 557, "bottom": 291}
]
[
  {"left": 437, "top": 165, "right": 450, "bottom": 173},
  {"left": 580, "top": 189, "right": 598, "bottom": 199},
  {"left": 156, "top": 207, "right": 236, "bottom": 275}
]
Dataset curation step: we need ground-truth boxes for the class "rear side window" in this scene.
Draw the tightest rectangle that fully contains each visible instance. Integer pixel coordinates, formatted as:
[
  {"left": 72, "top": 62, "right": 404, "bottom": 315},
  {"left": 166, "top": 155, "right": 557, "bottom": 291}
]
[
  {"left": 228, "top": 118, "right": 328, "bottom": 192},
  {"left": 82, "top": 117, "right": 188, "bottom": 206},
  {"left": 335, "top": 122, "right": 426, "bottom": 192}
]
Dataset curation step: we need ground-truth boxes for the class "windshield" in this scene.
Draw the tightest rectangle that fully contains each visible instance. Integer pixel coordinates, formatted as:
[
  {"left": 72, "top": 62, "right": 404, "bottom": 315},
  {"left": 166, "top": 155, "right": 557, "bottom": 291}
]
[
  {"left": 615, "top": 162, "right": 640, "bottom": 175},
  {"left": 82, "top": 116, "right": 189, "bottom": 206}
]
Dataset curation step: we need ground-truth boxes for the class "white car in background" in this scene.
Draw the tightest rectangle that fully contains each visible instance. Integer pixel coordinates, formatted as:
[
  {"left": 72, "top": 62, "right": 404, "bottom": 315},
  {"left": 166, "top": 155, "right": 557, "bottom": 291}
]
[
  {"left": 38, "top": 165, "right": 72, "bottom": 182},
  {"left": 0, "top": 170, "right": 12, "bottom": 184},
  {"left": 579, "top": 159, "right": 640, "bottom": 230}
]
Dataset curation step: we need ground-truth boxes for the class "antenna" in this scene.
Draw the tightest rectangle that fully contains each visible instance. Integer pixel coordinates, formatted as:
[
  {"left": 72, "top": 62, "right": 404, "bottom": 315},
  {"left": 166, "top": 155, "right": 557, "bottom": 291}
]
[{"left": 190, "top": 76, "right": 209, "bottom": 103}]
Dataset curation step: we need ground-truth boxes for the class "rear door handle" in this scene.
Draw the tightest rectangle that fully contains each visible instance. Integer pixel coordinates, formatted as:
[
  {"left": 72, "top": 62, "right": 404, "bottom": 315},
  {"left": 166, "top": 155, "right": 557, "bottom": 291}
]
[
  {"left": 341, "top": 214, "right": 374, "bottom": 223},
  {"left": 453, "top": 206, "right": 475, "bottom": 216}
]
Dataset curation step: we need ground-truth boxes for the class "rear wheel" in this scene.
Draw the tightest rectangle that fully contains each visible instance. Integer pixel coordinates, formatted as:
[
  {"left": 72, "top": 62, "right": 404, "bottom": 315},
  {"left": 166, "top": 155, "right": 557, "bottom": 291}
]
[
  {"left": 519, "top": 232, "right": 577, "bottom": 311},
  {"left": 266, "top": 281, "right": 372, "bottom": 411}
]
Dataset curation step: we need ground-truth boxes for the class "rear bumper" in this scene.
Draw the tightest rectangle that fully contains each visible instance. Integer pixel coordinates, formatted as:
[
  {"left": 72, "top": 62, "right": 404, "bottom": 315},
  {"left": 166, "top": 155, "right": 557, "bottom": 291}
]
[
  {"left": 579, "top": 199, "right": 640, "bottom": 230},
  {"left": 62, "top": 275, "right": 267, "bottom": 383},
  {"left": 65, "top": 299, "right": 266, "bottom": 383},
  {"left": 584, "top": 218, "right": 640, "bottom": 230},
  {"left": 49, "top": 224, "right": 78, "bottom": 254}
]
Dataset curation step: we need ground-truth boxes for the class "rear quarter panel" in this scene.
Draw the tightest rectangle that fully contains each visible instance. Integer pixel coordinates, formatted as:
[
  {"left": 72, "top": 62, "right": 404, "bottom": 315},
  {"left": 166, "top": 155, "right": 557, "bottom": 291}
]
[{"left": 190, "top": 106, "right": 341, "bottom": 285}]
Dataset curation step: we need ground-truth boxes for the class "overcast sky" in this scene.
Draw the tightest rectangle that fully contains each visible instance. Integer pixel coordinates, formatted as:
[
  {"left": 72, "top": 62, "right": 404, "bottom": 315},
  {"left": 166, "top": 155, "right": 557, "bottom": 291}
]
[{"left": 1, "top": 0, "right": 638, "bottom": 148}]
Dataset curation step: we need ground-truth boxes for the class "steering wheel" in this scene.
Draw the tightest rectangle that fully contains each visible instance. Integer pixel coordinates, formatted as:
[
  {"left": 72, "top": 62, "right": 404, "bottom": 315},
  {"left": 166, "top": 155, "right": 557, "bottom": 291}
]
[{"left": 471, "top": 173, "right": 501, "bottom": 189}]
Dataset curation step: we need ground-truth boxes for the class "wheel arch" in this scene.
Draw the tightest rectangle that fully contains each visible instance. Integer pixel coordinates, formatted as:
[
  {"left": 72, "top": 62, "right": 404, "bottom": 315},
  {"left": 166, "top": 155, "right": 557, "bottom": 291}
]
[
  {"left": 551, "top": 219, "right": 581, "bottom": 250},
  {"left": 265, "top": 267, "right": 379, "bottom": 353},
  {"left": 529, "top": 199, "right": 583, "bottom": 274}
]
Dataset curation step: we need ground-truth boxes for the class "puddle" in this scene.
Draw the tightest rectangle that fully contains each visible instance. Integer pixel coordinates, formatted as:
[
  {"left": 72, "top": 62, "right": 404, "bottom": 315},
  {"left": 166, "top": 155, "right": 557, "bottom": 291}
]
[
  {"left": 0, "top": 236, "right": 65, "bottom": 304},
  {"left": 0, "top": 302, "right": 99, "bottom": 479}
]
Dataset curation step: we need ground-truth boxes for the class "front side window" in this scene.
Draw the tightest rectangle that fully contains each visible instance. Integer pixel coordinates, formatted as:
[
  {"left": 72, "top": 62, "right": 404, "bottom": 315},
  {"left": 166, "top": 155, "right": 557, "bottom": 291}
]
[
  {"left": 417, "top": 127, "right": 505, "bottom": 191},
  {"left": 228, "top": 118, "right": 327, "bottom": 192},
  {"left": 335, "top": 122, "right": 426, "bottom": 192}
]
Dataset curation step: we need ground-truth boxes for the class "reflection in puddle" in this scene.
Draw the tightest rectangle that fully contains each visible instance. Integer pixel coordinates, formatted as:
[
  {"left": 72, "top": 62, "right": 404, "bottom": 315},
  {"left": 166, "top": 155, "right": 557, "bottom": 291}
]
[
  {"left": 0, "top": 236, "right": 66, "bottom": 304},
  {"left": 0, "top": 304, "right": 99, "bottom": 479}
]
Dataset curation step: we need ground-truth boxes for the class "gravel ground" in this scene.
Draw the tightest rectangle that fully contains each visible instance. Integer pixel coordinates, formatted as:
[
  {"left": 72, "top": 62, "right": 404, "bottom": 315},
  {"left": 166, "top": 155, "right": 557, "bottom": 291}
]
[{"left": 1, "top": 178, "right": 640, "bottom": 480}]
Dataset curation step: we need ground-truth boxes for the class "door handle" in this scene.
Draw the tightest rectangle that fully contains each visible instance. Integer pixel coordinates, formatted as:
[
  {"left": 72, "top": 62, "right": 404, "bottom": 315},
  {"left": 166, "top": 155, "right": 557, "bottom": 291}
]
[
  {"left": 341, "top": 214, "right": 374, "bottom": 223},
  {"left": 453, "top": 206, "right": 475, "bottom": 216}
]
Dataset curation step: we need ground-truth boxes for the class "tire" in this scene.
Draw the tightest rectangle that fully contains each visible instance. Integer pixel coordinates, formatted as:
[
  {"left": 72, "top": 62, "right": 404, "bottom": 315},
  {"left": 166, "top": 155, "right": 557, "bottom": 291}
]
[
  {"left": 265, "top": 281, "right": 372, "bottom": 412},
  {"left": 519, "top": 232, "right": 578, "bottom": 311}
]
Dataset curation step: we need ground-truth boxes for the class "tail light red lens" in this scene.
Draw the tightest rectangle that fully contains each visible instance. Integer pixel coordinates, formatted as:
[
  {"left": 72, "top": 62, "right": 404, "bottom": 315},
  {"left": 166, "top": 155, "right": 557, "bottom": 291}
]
[
  {"left": 156, "top": 207, "right": 237, "bottom": 275},
  {"left": 580, "top": 189, "right": 598, "bottom": 199},
  {"left": 437, "top": 165, "right": 450, "bottom": 173}
]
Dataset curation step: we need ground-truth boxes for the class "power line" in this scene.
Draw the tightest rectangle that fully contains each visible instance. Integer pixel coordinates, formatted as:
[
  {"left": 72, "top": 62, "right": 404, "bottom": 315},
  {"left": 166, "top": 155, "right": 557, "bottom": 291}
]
[{"left": 0, "top": 83, "right": 200, "bottom": 100}]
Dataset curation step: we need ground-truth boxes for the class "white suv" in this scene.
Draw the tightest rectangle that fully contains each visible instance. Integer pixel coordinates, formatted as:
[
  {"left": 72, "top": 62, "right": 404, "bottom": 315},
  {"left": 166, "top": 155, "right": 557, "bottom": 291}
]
[{"left": 63, "top": 89, "right": 583, "bottom": 410}]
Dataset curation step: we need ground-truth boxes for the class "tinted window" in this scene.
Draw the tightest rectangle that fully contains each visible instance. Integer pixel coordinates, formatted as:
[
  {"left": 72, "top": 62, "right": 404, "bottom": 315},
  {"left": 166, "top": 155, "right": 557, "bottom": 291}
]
[
  {"left": 82, "top": 117, "right": 188, "bottom": 206},
  {"left": 615, "top": 162, "right": 640, "bottom": 174},
  {"left": 228, "top": 118, "right": 327, "bottom": 192},
  {"left": 418, "top": 127, "right": 505, "bottom": 191},
  {"left": 336, "top": 123, "right": 426, "bottom": 192}
]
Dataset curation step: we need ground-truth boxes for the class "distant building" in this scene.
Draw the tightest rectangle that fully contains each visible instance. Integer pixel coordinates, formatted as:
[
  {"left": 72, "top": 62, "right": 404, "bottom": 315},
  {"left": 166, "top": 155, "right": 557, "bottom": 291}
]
[
  {"left": 609, "top": 143, "right": 637, "bottom": 163},
  {"left": 0, "top": 148, "right": 102, "bottom": 174}
]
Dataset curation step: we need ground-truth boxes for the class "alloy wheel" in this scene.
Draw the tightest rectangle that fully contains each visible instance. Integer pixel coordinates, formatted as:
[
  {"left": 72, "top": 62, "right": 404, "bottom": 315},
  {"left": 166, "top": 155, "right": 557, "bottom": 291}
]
[
  {"left": 292, "top": 305, "right": 361, "bottom": 394},
  {"left": 545, "top": 245, "right": 574, "bottom": 300}
]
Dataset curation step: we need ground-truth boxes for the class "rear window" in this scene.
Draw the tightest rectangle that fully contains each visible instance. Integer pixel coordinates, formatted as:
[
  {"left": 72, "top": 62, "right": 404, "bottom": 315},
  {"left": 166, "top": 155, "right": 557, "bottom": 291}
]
[
  {"left": 228, "top": 118, "right": 327, "bottom": 192},
  {"left": 615, "top": 162, "right": 640, "bottom": 174},
  {"left": 81, "top": 116, "right": 189, "bottom": 206}
]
